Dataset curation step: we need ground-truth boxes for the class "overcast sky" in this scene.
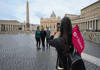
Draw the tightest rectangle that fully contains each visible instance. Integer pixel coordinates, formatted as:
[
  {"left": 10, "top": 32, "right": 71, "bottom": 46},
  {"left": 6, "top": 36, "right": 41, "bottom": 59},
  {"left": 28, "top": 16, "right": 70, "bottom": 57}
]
[{"left": 0, "top": 0, "right": 98, "bottom": 25}]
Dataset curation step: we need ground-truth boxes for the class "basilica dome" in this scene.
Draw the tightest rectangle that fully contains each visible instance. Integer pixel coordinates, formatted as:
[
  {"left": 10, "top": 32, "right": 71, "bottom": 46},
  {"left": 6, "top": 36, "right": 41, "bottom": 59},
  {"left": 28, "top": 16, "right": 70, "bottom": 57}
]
[
  {"left": 57, "top": 16, "right": 61, "bottom": 19},
  {"left": 50, "top": 11, "right": 56, "bottom": 18}
]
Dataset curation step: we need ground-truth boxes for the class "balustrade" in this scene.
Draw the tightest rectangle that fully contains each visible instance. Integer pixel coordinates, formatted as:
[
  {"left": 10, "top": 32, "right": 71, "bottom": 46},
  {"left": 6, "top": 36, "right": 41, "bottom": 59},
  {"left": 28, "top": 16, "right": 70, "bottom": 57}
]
[{"left": 82, "top": 32, "right": 100, "bottom": 44}]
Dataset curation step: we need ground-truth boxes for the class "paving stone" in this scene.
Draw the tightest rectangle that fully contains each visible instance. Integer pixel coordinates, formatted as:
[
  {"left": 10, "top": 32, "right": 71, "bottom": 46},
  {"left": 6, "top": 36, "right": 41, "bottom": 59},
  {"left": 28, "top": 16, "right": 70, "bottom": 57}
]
[{"left": 0, "top": 34, "right": 100, "bottom": 70}]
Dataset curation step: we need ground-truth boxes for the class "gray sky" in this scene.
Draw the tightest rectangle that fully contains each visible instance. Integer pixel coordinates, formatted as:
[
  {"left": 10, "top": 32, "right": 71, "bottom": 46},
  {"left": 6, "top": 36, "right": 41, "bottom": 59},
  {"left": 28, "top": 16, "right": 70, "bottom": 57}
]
[{"left": 0, "top": 0, "right": 98, "bottom": 25}]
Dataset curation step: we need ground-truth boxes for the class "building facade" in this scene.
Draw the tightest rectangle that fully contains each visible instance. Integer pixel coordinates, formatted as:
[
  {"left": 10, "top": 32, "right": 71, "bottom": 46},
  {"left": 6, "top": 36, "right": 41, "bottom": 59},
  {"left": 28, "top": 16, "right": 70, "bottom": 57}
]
[
  {"left": 65, "top": 0, "right": 100, "bottom": 32},
  {"left": 40, "top": 11, "right": 61, "bottom": 30},
  {"left": 0, "top": 20, "right": 36, "bottom": 31}
]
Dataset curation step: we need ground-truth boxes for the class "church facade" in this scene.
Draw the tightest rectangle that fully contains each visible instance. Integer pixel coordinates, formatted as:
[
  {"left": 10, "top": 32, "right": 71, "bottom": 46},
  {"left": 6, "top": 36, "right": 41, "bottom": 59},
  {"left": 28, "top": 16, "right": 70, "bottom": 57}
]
[
  {"left": 40, "top": 11, "right": 61, "bottom": 30},
  {"left": 0, "top": 20, "right": 37, "bottom": 31}
]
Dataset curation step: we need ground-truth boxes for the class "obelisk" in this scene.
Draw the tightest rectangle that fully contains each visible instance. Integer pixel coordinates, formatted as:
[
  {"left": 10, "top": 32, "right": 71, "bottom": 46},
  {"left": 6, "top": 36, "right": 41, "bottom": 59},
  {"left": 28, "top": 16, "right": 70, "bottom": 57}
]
[{"left": 26, "top": 0, "right": 30, "bottom": 31}]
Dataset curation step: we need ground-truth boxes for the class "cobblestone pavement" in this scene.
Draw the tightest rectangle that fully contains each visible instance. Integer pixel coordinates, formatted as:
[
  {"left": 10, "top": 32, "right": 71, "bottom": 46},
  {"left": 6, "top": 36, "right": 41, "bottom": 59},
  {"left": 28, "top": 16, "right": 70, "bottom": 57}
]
[
  {"left": 0, "top": 34, "right": 100, "bottom": 70},
  {"left": 83, "top": 39, "right": 100, "bottom": 58}
]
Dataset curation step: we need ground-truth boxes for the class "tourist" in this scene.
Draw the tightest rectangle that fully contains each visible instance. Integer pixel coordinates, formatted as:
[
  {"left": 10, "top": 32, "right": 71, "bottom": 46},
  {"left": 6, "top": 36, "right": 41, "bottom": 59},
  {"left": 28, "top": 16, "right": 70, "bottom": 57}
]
[
  {"left": 35, "top": 26, "right": 41, "bottom": 50},
  {"left": 48, "top": 17, "right": 86, "bottom": 70},
  {"left": 46, "top": 27, "right": 51, "bottom": 49},
  {"left": 40, "top": 27, "right": 46, "bottom": 50}
]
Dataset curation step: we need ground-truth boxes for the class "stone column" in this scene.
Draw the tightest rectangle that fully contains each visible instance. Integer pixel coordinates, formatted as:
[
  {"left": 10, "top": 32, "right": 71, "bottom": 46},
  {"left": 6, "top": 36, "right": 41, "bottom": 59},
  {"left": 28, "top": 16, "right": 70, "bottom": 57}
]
[
  {"left": 12, "top": 25, "right": 13, "bottom": 31},
  {"left": 88, "top": 21, "right": 90, "bottom": 30},
  {"left": 45, "top": 24, "right": 47, "bottom": 30},
  {"left": 98, "top": 17, "right": 100, "bottom": 31},
  {"left": 43, "top": 23, "right": 44, "bottom": 27},
  {"left": 0, "top": 24, "right": 1, "bottom": 31},
  {"left": 87, "top": 21, "right": 89, "bottom": 30},
  {"left": 48, "top": 23, "right": 49, "bottom": 28},
  {"left": 52, "top": 23, "right": 53, "bottom": 28},
  {"left": 95, "top": 20, "right": 96, "bottom": 30},
  {"left": 17, "top": 25, "right": 18, "bottom": 31},
  {"left": 8, "top": 24, "right": 9, "bottom": 31},
  {"left": 81, "top": 23, "right": 83, "bottom": 31},
  {"left": 81, "top": 23, "right": 82, "bottom": 31},
  {"left": 83, "top": 22, "right": 85, "bottom": 31},
  {"left": 13, "top": 25, "right": 15, "bottom": 31},
  {"left": 90, "top": 21, "right": 92, "bottom": 29},
  {"left": 22, "top": 25, "right": 24, "bottom": 31},
  {"left": 24, "top": 25, "right": 25, "bottom": 31},
  {"left": 5, "top": 24, "right": 6, "bottom": 31},
  {"left": 15, "top": 25, "right": 16, "bottom": 31},
  {"left": 82, "top": 22, "right": 84, "bottom": 31},
  {"left": 16, "top": 25, "right": 18, "bottom": 31},
  {"left": 47, "top": 23, "right": 48, "bottom": 27},
  {"left": 85, "top": 22, "right": 86, "bottom": 30},
  {"left": 10, "top": 24, "right": 11, "bottom": 31},
  {"left": 92, "top": 20, "right": 93, "bottom": 30},
  {"left": 55, "top": 23, "right": 56, "bottom": 29},
  {"left": 80, "top": 23, "right": 81, "bottom": 31}
]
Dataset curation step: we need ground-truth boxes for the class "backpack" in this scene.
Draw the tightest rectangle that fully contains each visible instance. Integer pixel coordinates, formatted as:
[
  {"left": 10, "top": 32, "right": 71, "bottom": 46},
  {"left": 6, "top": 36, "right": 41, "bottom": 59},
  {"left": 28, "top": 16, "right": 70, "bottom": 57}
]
[
  {"left": 68, "top": 46, "right": 86, "bottom": 70},
  {"left": 56, "top": 46, "right": 86, "bottom": 70}
]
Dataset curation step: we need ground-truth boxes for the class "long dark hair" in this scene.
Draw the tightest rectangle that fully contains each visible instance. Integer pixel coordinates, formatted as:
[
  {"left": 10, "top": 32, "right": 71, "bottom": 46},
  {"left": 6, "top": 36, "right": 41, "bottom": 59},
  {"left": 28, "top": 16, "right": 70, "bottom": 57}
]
[{"left": 60, "top": 17, "right": 72, "bottom": 55}]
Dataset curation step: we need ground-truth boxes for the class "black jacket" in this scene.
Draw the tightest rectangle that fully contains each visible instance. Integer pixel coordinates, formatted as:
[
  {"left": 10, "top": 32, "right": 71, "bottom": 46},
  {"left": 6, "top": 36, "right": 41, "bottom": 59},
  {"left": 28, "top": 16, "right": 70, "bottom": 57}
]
[
  {"left": 40, "top": 31, "right": 46, "bottom": 39},
  {"left": 48, "top": 35, "right": 86, "bottom": 70},
  {"left": 48, "top": 35, "right": 69, "bottom": 69}
]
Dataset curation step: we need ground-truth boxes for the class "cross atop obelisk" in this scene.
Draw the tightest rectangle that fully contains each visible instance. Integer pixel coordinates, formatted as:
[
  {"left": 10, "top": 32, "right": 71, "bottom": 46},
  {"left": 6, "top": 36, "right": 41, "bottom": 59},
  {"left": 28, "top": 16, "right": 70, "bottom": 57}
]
[{"left": 26, "top": 0, "right": 30, "bottom": 31}]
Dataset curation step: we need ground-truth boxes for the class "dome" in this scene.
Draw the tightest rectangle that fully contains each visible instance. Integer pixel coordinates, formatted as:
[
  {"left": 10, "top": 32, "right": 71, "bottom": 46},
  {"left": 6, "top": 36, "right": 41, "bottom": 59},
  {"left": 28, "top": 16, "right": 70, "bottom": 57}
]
[
  {"left": 50, "top": 11, "right": 56, "bottom": 18},
  {"left": 57, "top": 16, "right": 61, "bottom": 19}
]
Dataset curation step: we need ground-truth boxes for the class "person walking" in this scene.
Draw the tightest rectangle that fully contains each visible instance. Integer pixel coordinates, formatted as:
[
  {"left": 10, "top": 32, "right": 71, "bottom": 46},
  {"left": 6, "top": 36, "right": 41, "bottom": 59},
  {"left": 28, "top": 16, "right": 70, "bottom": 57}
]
[
  {"left": 35, "top": 26, "right": 41, "bottom": 50},
  {"left": 46, "top": 27, "right": 51, "bottom": 49},
  {"left": 40, "top": 27, "right": 46, "bottom": 50},
  {"left": 48, "top": 17, "right": 86, "bottom": 70}
]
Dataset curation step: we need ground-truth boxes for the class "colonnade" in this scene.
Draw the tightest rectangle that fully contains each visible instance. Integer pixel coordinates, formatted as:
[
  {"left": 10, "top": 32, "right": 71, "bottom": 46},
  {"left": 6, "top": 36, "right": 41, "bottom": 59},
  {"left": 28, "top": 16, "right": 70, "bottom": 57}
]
[
  {"left": 0, "top": 24, "right": 26, "bottom": 31},
  {"left": 72, "top": 19, "right": 99, "bottom": 32}
]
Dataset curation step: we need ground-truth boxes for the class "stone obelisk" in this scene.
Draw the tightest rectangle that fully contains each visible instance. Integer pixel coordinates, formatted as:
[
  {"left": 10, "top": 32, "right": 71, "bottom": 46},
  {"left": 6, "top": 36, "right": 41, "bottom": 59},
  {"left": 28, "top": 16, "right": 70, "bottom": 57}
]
[{"left": 26, "top": 0, "right": 30, "bottom": 31}]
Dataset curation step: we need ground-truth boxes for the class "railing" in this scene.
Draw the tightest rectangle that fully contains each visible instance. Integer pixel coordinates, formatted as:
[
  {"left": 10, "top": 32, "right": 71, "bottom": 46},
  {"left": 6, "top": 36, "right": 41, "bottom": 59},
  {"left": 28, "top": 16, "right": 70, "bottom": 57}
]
[{"left": 82, "top": 32, "right": 100, "bottom": 44}]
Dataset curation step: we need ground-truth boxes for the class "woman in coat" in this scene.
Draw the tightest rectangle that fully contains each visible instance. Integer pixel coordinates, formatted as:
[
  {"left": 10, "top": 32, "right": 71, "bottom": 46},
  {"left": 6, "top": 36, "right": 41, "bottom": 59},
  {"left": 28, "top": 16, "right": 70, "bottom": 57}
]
[
  {"left": 48, "top": 17, "right": 86, "bottom": 70},
  {"left": 35, "top": 26, "right": 41, "bottom": 50},
  {"left": 40, "top": 27, "right": 47, "bottom": 50}
]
